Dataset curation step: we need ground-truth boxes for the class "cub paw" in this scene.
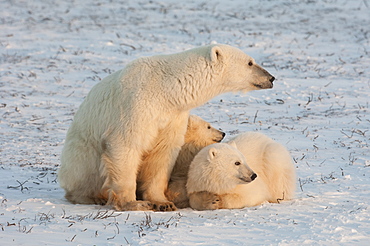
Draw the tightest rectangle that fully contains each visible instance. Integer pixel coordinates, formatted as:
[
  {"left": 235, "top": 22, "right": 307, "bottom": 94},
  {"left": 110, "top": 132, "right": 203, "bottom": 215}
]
[
  {"left": 189, "top": 191, "right": 222, "bottom": 210},
  {"left": 203, "top": 192, "right": 222, "bottom": 210}
]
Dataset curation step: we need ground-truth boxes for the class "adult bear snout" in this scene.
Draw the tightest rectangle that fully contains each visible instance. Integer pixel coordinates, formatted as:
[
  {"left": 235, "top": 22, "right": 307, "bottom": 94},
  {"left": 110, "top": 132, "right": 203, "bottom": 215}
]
[{"left": 269, "top": 76, "right": 275, "bottom": 83}]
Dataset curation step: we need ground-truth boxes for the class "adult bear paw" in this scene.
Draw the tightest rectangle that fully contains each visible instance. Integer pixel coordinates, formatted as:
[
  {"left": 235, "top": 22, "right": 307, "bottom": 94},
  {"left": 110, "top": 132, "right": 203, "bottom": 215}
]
[
  {"left": 112, "top": 201, "right": 154, "bottom": 211},
  {"left": 151, "top": 201, "right": 177, "bottom": 212}
]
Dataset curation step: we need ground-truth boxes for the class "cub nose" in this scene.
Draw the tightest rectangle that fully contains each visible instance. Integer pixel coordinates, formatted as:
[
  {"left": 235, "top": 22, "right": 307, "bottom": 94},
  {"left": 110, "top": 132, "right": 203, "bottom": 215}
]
[
  {"left": 251, "top": 173, "right": 257, "bottom": 181},
  {"left": 269, "top": 76, "right": 275, "bottom": 83}
]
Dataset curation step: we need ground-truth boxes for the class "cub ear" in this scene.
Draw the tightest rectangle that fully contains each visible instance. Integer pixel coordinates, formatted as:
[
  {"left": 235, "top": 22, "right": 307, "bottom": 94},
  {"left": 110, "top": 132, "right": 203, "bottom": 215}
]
[
  {"left": 187, "top": 115, "right": 194, "bottom": 128},
  {"left": 228, "top": 141, "right": 238, "bottom": 150},
  {"left": 210, "top": 46, "right": 223, "bottom": 63},
  {"left": 207, "top": 147, "right": 218, "bottom": 160}
]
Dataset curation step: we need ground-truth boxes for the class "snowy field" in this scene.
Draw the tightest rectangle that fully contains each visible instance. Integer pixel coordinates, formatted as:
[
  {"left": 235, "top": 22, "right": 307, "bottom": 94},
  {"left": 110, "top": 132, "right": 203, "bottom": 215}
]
[{"left": 1, "top": 0, "right": 369, "bottom": 245}]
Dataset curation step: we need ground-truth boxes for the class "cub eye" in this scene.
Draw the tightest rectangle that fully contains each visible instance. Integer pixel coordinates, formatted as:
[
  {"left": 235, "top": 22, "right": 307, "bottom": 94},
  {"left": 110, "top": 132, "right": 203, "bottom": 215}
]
[
  {"left": 248, "top": 61, "right": 253, "bottom": 66},
  {"left": 235, "top": 161, "right": 241, "bottom": 166},
  {"left": 207, "top": 126, "right": 211, "bottom": 129}
]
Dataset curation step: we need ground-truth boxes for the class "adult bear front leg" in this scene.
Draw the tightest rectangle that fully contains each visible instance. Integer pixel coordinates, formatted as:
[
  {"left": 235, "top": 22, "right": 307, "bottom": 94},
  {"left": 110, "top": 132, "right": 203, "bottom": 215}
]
[
  {"left": 138, "top": 145, "right": 179, "bottom": 212},
  {"left": 138, "top": 134, "right": 182, "bottom": 211},
  {"left": 137, "top": 114, "right": 188, "bottom": 211},
  {"left": 101, "top": 135, "right": 155, "bottom": 211}
]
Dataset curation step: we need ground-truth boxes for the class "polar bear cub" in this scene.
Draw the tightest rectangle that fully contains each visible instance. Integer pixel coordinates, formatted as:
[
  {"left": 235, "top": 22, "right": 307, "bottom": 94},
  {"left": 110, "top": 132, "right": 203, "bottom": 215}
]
[
  {"left": 165, "top": 115, "right": 225, "bottom": 208},
  {"left": 187, "top": 132, "right": 296, "bottom": 210}
]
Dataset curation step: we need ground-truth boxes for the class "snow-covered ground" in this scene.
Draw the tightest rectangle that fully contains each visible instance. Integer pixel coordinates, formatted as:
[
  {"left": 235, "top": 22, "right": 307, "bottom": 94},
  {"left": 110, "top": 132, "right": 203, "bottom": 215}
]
[{"left": 1, "top": 0, "right": 369, "bottom": 245}]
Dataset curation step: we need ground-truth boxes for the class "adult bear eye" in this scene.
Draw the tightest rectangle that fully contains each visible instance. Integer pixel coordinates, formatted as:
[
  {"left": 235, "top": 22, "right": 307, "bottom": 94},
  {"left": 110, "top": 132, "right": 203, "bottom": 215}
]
[
  {"left": 207, "top": 126, "right": 211, "bottom": 129},
  {"left": 248, "top": 61, "right": 253, "bottom": 66},
  {"left": 235, "top": 161, "right": 241, "bottom": 166}
]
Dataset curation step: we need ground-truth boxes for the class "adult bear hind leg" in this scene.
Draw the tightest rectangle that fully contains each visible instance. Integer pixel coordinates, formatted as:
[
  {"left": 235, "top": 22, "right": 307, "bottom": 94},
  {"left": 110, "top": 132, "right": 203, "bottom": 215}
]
[
  {"left": 59, "top": 138, "right": 105, "bottom": 205},
  {"left": 65, "top": 190, "right": 107, "bottom": 205}
]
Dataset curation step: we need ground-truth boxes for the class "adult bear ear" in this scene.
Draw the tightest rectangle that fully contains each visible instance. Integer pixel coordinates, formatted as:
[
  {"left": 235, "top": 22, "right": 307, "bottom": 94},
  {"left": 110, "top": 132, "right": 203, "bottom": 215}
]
[
  {"left": 210, "top": 45, "right": 223, "bottom": 63},
  {"left": 228, "top": 141, "right": 238, "bottom": 150},
  {"left": 207, "top": 147, "right": 218, "bottom": 160}
]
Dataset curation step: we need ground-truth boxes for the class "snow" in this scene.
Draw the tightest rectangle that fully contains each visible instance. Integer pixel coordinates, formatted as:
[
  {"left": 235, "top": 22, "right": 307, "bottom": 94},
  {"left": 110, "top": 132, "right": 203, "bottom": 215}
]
[{"left": 1, "top": 0, "right": 369, "bottom": 245}]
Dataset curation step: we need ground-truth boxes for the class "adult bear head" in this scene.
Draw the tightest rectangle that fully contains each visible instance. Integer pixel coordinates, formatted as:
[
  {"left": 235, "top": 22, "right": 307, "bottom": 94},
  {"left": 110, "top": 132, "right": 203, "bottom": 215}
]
[
  {"left": 208, "top": 44, "right": 275, "bottom": 92},
  {"left": 129, "top": 44, "right": 275, "bottom": 110}
]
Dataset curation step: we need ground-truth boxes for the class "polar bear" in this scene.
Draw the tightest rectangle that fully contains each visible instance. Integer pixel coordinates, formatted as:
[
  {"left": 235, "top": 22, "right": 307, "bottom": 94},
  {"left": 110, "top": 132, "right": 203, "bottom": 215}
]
[
  {"left": 58, "top": 44, "right": 275, "bottom": 211},
  {"left": 164, "top": 115, "right": 225, "bottom": 208},
  {"left": 187, "top": 132, "right": 295, "bottom": 210}
]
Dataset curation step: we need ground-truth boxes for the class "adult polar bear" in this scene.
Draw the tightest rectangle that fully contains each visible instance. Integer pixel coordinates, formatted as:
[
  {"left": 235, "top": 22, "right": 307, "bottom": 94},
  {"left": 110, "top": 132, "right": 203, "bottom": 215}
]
[{"left": 58, "top": 44, "right": 275, "bottom": 211}]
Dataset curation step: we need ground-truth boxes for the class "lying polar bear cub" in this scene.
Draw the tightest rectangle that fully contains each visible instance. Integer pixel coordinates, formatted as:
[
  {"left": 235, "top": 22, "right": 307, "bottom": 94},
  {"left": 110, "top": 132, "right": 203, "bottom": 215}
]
[{"left": 187, "top": 132, "right": 296, "bottom": 210}]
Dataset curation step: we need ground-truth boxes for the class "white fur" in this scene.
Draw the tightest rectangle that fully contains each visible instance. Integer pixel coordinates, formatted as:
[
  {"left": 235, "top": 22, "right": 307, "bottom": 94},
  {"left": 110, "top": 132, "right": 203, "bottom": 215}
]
[{"left": 58, "top": 44, "right": 275, "bottom": 211}]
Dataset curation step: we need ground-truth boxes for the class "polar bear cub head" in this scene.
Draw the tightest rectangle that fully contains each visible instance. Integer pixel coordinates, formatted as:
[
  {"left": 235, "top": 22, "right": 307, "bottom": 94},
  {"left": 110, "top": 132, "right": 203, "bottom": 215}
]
[
  {"left": 187, "top": 142, "right": 257, "bottom": 195},
  {"left": 185, "top": 115, "right": 225, "bottom": 147}
]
